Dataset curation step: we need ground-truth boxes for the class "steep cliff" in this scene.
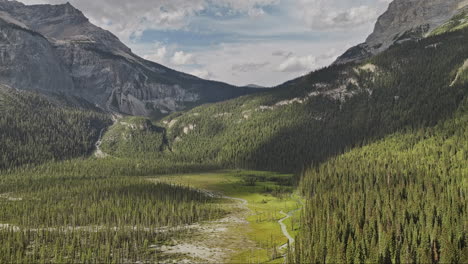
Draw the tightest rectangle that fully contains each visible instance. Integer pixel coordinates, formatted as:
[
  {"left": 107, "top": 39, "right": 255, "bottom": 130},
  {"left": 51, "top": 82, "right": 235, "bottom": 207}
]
[
  {"left": 0, "top": 0, "right": 258, "bottom": 116},
  {"left": 335, "top": 0, "right": 468, "bottom": 64}
]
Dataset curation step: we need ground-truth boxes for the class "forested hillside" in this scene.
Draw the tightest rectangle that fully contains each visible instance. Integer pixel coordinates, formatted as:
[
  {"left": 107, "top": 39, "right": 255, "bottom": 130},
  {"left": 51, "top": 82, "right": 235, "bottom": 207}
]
[
  {"left": 0, "top": 162, "right": 224, "bottom": 263},
  {"left": 100, "top": 117, "right": 167, "bottom": 159},
  {"left": 0, "top": 1, "right": 466, "bottom": 263},
  {"left": 101, "top": 27, "right": 468, "bottom": 173},
  {"left": 430, "top": 11, "right": 468, "bottom": 36},
  {"left": 0, "top": 85, "right": 111, "bottom": 170},
  {"left": 290, "top": 100, "right": 468, "bottom": 264}
]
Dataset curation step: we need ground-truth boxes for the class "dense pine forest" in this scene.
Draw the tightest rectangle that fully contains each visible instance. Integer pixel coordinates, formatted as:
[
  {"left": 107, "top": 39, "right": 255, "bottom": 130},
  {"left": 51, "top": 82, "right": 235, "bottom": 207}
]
[
  {"left": 286, "top": 26, "right": 468, "bottom": 264},
  {"left": 430, "top": 11, "right": 468, "bottom": 36},
  {"left": 95, "top": 27, "right": 468, "bottom": 173},
  {"left": 290, "top": 100, "right": 468, "bottom": 264},
  {"left": 0, "top": 6, "right": 466, "bottom": 264},
  {"left": 0, "top": 86, "right": 111, "bottom": 170},
  {"left": 100, "top": 116, "right": 167, "bottom": 159},
  {"left": 0, "top": 162, "right": 225, "bottom": 263}
]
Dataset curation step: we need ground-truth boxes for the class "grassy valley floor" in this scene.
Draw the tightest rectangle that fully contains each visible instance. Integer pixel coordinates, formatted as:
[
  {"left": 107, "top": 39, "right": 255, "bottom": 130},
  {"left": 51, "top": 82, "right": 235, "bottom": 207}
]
[
  {"left": 0, "top": 168, "right": 302, "bottom": 263},
  {"left": 154, "top": 170, "right": 303, "bottom": 263}
]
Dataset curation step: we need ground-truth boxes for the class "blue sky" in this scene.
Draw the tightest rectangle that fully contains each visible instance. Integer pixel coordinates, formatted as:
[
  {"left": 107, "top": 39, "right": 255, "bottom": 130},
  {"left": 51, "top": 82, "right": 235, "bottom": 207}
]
[{"left": 21, "top": 0, "right": 392, "bottom": 86}]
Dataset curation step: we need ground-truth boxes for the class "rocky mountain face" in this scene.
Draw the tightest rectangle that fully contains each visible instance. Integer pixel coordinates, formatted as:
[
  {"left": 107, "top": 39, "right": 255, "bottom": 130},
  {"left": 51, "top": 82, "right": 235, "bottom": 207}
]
[
  {"left": 0, "top": 0, "right": 258, "bottom": 116},
  {"left": 335, "top": 0, "right": 468, "bottom": 64}
]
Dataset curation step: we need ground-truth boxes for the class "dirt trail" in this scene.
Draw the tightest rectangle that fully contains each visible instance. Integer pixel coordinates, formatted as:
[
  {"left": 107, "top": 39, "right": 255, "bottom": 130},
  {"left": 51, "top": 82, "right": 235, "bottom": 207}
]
[
  {"left": 278, "top": 211, "right": 294, "bottom": 250},
  {"left": 278, "top": 196, "right": 303, "bottom": 251},
  {"left": 219, "top": 195, "right": 248, "bottom": 206},
  {"left": 204, "top": 189, "right": 300, "bottom": 260},
  {"left": 160, "top": 185, "right": 303, "bottom": 262},
  {"left": 278, "top": 207, "right": 302, "bottom": 251}
]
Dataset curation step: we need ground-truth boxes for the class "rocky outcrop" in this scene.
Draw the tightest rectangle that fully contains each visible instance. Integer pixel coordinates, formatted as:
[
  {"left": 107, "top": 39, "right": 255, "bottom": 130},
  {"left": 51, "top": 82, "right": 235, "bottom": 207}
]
[
  {"left": 0, "top": 15, "right": 74, "bottom": 93},
  {"left": 334, "top": 0, "right": 468, "bottom": 64},
  {"left": 0, "top": 0, "right": 257, "bottom": 116}
]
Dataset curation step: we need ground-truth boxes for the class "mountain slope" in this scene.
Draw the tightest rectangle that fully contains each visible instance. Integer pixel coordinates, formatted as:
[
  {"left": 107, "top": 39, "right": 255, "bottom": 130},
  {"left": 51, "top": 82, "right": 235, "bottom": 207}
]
[
  {"left": 430, "top": 10, "right": 468, "bottom": 36},
  {"left": 0, "top": 84, "right": 111, "bottom": 170},
  {"left": 100, "top": 25, "right": 468, "bottom": 172},
  {"left": 0, "top": 10, "right": 75, "bottom": 94},
  {"left": 335, "top": 0, "right": 468, "bottom": 64},
  {"left": 291, "top": 99, "right": 468, "bottom": 264},
  {"left": 0, "top": 0, "right": 259, "bottom": 116}
]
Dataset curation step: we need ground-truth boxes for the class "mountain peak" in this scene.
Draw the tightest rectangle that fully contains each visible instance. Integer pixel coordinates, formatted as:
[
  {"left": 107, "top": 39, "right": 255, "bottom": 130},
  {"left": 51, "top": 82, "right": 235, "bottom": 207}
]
[
  {"left": 366, "top": 0, "right": 465, "bottom": 51},
  {"left": 0, "top": 0, "right": 258, "bottom": 116},
  {"left": 0, "top": 1, "right": 131, "bottom": 52},
  {"left": 0, "top": 0, "right": 89, "bottom": 31},
  {"left": 334, "top": 0, "right": 468, "bottom": 64}
]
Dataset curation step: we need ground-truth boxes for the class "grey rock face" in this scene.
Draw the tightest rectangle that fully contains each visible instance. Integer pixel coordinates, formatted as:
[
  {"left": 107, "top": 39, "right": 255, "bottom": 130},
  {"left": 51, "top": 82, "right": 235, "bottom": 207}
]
[
  {"left": 0, "top": 19, "right": 74, "bottom": 92},
  {"left": 0, "top": 0, "right": 256, "bottom": 116},
  {"left": 51, "top": 41, "right": 200, "bottom": 116},
  {"left": 334, "top": 0, "right": 468, "bottom": 64},
  {"left": 333, "top": 43, "right": 373, "bottom": 66}
]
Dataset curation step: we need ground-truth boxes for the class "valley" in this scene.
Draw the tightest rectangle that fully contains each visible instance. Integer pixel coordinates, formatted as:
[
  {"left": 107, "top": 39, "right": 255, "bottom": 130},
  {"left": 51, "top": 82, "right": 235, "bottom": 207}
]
[
  {"left": 0, "top": 167, "right": 302, "bottom": 263},
  {"left": 0, "top": 0, "right": 467, "bottom": 263},
  {"left": 155, "top": 172, "right": 302, "bottom": 263}
]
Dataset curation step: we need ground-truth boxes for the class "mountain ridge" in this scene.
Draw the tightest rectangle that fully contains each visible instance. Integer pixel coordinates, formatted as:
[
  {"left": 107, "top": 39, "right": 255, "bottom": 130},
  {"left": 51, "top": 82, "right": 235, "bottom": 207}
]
[
  {"left": 0, "top": 0, "right": 466, "bottom": 262},
  {"left": 335, "top": 0, "right": 468, "bottom": 64},
  {"left": 96, "top": 23, "right": 468, "bottom": 172},
  {"left": 1, "top": 0, "right": 467, "bottom": 172},
  {"left": 0, "top": 0, "right": 260, "bottom": 116}
]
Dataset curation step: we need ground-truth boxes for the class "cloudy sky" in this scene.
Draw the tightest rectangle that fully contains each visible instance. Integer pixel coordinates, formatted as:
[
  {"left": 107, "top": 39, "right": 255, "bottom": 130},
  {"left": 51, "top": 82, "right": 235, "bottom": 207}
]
[{"left": 21, "top": 0, "right": 392, "bottom": 87}]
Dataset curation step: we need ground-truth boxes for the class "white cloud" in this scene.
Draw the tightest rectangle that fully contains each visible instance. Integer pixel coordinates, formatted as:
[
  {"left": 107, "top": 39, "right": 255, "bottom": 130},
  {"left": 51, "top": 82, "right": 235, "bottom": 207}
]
[
  {"left": 140, "top": 43, "right": 199, "bottom": 67},
  {"left": 143, "top": 45, "right": 167, "bottom": 63},
  {"left": 20, "top": 0, "right": 206, "bottom": 41},
  {"left": 277, "top": 55, "right": 316, "bottom": 73},
  {"left": 272, "top": 50, "right": 294, "bottom": 58},
  {"left": 142, "top": 45, "right": 197, "bottom": 67},
  {"left": 295, "top": 0, "right": 391, "bottom": 30},
  {"left": 18, "top": 0, "right": 280, "bottom": 41},
  {"left": 189, "top": 69, "right": 213, "bottom": 79},
  {"left": 211, "top": 0, "right": 279, "bottom": 16},
  {"left": 17, "top": 0, "right": 392, "bottom": 86},
  {"left": 317, "top": 48, "right": 340, "bottom": 61},
  {"left": 326, "top": 6, "right": 378, "bottom": 28},
  {"left": 247, "top": 8, "right": 266, "bottom": 18},
  {"left": 176, "top": 40, "right": 352, "bottom": 87},
  {"left": 232, "top": 62, "right": 270, "bottom": 72},
  {"left": 171, "top": 51, "right": 197, "bottom": 65}
]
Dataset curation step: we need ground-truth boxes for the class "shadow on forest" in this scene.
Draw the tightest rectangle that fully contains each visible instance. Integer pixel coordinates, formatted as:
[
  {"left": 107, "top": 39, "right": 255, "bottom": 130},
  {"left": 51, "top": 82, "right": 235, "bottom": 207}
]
[{"left": 242, "top": 28, "right": 468, "bottom": 173}]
